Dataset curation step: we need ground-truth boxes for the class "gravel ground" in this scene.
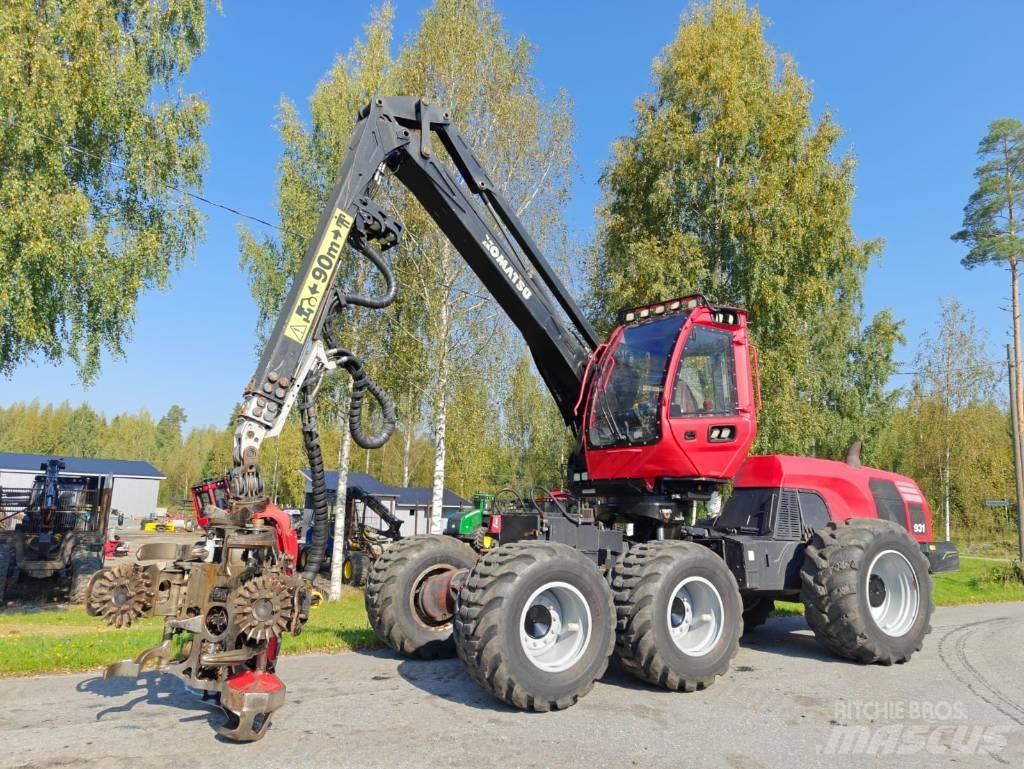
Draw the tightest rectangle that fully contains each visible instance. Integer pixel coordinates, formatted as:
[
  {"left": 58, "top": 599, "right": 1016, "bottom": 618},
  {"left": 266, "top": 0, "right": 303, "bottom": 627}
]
[{"left": 1, "top": 601, "right": 1022, "bottom": 769}]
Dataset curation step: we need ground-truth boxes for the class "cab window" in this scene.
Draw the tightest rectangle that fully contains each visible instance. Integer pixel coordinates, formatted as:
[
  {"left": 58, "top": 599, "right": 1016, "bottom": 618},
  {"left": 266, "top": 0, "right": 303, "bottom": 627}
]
[{"left": 671, "top": 325, "right": 738, "bottom": 417}]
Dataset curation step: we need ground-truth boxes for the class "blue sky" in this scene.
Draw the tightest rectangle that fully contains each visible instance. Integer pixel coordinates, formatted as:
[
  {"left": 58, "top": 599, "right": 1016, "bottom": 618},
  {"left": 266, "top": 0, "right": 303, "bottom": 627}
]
[{"left": 3, "top": 0, "right": 1023, "bottom": 429}]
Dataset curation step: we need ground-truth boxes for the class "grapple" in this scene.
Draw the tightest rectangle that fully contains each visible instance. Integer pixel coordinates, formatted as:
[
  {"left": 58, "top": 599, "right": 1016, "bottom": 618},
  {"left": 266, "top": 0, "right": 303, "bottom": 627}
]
[{"left": 87, "top": 498, "right": 307, "bottom": 741}]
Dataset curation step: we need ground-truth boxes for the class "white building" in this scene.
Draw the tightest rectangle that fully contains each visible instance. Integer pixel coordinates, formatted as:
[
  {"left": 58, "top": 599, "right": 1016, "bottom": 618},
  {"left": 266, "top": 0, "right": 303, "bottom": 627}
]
[
  {"left": 298, "top": 469, "right": 470, "bottom": 537},
  {"left": 0, "top": 452, "right": 164, "bottom": 525}
]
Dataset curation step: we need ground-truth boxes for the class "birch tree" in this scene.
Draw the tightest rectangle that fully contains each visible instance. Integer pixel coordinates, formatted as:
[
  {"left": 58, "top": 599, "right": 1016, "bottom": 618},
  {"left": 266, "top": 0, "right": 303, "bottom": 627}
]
[
  {"left": 1, "top": 0, "right": 211, "bottom": 381},
  {"left": 390, "top": 0, "right": 574, "bottom": 530}
]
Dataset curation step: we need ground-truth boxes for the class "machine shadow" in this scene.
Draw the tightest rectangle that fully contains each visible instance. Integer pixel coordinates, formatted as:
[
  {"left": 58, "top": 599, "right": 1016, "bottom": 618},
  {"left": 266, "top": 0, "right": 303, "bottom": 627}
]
[
  {"left": 76, "top": 671, "right": 226, "bottom": 728},
  {"left": 358, "top": 649, "right": 517, "bottom": 713},
  {"left": 738, "top": 615, "right": 851, "bottom": 664}
]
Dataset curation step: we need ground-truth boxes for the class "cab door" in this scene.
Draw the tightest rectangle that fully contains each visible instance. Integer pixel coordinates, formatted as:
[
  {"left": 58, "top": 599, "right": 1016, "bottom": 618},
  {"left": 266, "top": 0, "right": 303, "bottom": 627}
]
[{"left": 665, "top": 322, "right": 755, "bottom": 479}]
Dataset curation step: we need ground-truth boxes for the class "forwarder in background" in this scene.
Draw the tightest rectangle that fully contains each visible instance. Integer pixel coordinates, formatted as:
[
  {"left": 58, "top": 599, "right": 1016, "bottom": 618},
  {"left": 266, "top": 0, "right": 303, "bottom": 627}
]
[
  {"left": 296, "top": 485, "right": 405, "bottom": 586},
  {"left": 0, "top": 458, "right": 109, "bottom": 604}
]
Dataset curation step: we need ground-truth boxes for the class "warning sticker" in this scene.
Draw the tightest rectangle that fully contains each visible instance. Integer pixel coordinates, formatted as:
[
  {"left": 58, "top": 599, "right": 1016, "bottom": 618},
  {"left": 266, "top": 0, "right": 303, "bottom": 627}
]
[{"left": 283, "top": 208, "right": 355, "bottom": 343}]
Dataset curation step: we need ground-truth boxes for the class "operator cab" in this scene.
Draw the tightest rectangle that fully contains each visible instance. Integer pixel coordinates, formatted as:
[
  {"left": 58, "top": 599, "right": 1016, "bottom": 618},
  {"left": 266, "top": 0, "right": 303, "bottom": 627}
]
[{"left": 581, "top": 295, "right": 758, "bottom": 493}]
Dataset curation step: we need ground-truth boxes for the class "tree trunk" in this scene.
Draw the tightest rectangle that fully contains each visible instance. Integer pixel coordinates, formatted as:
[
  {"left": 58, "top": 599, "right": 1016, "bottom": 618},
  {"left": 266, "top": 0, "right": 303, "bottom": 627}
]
[
  {"left": 430, "top": 379, "right": 447, "bottom": 534},
  {"left": 429, "top": 298, "right": 451, "bottom": 534},
  {"left": 330, "top": 402, "right": 353, "bottom": 602},
  {"left": 943, "top": 443, "right": 951, "bottom": 543},
  {"left": 1011, "top": 259, "right": 1024, "bottom": 468},
  {"left": 402, "top": 421, "right": 412, "bottom": 488}
]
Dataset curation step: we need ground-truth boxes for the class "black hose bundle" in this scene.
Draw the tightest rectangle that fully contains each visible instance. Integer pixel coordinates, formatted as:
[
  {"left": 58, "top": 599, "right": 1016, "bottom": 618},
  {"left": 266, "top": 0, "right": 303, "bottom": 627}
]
[
  {"left": 300, "top": 386, "right": 329, "bottom": 582},
  {"left": 342, "top": 355, "right": 396, "bottom": 449},
  {"left": 301, "top": 237, "right": 398, "bottom": 581}
]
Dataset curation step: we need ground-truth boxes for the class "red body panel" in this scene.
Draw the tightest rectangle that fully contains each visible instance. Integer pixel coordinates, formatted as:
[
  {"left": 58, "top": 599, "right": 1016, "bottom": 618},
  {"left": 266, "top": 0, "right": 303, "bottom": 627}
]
[
  {"left": 733, "top": 454, "right": 934, "bottom": 543},
  {"left": 583, "top": 304, "right": 757, "bottom": 489},
  {"left": 224, "top": 669, "right": 284, "bottom": 694},
  {"left": 252, "top": 502, "right": 299, "bottom": 568},
  {"left": 191, "top": 477, "right": 232, "bottom": 529}
]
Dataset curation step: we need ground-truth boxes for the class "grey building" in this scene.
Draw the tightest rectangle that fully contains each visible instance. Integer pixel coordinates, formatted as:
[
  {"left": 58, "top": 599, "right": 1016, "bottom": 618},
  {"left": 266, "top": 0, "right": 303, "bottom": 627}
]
[
  {"left": 0, "top": 452, "right": 164, "bottom": 525},
  {"left": 299, "top": 469, "right": 470, "bottom": 536}
]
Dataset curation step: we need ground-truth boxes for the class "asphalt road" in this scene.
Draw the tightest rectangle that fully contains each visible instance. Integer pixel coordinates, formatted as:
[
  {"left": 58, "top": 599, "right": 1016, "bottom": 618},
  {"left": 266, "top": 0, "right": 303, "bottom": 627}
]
[{"left": 2, "top": 602, "right": 1022, "bottom": 769}]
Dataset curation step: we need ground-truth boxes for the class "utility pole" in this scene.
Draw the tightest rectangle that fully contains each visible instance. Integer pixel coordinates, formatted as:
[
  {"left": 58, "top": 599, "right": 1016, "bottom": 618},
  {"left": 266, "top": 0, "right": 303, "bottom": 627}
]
[{"left": 1006, "top": 344, "right": 1024, "bottom": 561}]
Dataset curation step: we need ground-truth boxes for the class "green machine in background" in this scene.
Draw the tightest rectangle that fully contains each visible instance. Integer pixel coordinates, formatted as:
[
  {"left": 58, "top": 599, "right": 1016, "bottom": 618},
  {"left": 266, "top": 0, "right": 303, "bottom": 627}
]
[{"left": 444, "top": 492, "right": 495, "bottom": 549}]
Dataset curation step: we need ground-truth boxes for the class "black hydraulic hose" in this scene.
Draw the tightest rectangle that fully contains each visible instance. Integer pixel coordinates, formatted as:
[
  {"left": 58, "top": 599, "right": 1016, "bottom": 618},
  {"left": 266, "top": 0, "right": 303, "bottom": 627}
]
[
  {"left": 344, "top": 239, "right": 396, "bottom": 309},
  {"left": 342, "top": 354, "right": 397, "bottom": 449},
  {"left": 300, "top": 386, "right": 329, "bottom": 582},
  {"left": 494, "top": 487, "right": 527, "bottom": 514},
  {"left": 531, "top": 485, "right": 582, "bottom": 526}
]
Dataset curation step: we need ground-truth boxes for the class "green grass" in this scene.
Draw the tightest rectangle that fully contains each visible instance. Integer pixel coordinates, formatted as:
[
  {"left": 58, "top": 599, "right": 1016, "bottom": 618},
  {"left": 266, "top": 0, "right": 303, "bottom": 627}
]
[
  {"left": 2, "top": 557, "right": 1022, "bottom": 677},
  {"left": 0, "top": 588, "right": 378, "bottom": 677}
]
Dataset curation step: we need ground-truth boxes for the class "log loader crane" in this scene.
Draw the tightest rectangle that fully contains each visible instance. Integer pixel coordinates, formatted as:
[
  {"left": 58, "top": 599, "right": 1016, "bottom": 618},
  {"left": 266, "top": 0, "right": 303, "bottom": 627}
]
[{"left": 87, "top": 97, "right": 958, "bottom": 741}]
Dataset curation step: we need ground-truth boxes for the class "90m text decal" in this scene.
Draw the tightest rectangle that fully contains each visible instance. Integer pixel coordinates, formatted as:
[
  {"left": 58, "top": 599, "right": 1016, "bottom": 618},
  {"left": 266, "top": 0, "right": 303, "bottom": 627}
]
[{"left": 284, "top": 208, "right": 355, "bottom": 343}]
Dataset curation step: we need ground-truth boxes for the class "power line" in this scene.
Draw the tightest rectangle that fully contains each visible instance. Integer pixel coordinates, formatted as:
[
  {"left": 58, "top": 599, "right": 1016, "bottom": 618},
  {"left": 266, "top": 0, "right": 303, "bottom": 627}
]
[
  {"left": 891, "top": 360, "right": 1006, "bottom": 377},
  {"left": 3, "top": 116, "right": 298, "bottom": 237}
]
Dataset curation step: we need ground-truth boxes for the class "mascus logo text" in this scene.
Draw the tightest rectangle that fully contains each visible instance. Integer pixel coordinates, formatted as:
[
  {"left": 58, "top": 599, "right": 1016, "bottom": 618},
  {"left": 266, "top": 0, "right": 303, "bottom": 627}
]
[{"left": 482, "top": 234, "right": 532, "bottom": 300}]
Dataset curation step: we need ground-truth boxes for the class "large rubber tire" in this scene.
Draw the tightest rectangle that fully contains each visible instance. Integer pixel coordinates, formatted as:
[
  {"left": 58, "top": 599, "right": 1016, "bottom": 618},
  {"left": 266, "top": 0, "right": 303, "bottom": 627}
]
[
  {"left": 454, "top": 541, "right": 615, "bottom": 711},
  {"left": 741, "top": 596, "right": 775, "bottom": 635},
  {"left": 365, "top": 535, "right": 477, "bottom": 659},
  {"left": 801, "top": 519, "right": 933, "bottom": 665},
  {"left": 613, "top": 541, "right": 742, "bottom": 691},
  {"left": 70, "top": 551, "right": 103, "bottom": 605},
  {"left": 343, "top": 551, "right": 369, "bottom": 587}
]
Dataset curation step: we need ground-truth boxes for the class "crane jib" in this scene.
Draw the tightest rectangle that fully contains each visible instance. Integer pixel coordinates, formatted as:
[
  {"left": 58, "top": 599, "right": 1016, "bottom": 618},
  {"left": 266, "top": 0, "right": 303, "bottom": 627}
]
[{"left": 283, "top": 208, "right": 355, "bottom": 344}]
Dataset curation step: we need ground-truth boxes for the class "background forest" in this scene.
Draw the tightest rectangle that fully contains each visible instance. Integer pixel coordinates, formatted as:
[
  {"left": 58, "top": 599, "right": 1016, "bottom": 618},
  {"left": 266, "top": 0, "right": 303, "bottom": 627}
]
[{"left": 1, "top": 0, "right": 1020, "bottom": 555}]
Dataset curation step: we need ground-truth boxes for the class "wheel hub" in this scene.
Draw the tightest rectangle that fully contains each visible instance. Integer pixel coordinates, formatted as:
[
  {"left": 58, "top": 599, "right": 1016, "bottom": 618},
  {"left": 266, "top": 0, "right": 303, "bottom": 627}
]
[
  {"left": 666, "top": 576, "right": 724, "bottom": 657},
  {"left": 670, "top": 592, "right": 694, "bottom": 635},
  {"left": 524, "top": 603, "right": 553, "bottom": 639},
  {"left": 866, "top": 549, "right": 920, "bottom": 637},
  {"left": 868, "top": 573, "right": 887, "bottom": 608},
  {"left": 518, "top": 582, "right": 592, "bottom": 672}
]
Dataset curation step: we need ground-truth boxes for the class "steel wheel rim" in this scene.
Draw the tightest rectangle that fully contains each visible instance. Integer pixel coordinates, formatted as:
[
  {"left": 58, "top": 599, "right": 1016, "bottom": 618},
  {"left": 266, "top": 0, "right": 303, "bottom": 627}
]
[
  {"left": 519, "top": 581, "right": 592, "bottom": 672},
  {"left": 867, "top": 549, "right": 920, "bottom": 637},
  {"left": 666, "top": 576, "right": 724, "bottom": 656}
]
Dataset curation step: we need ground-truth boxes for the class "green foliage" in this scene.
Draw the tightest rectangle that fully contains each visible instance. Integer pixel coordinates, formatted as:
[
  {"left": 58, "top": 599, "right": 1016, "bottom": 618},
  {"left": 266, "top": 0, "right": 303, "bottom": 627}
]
[
  {"left": 592, "top": 0, "right": 900, "bottom": 456},
  {"left": 0, "top": 0, "right": 212, "bottom": 381},
  {"left": 500, "top": 354, "right": 572, "bottom": 490},
  {"left": 952, "top": 118, "right": 1024, "bottom": 267},
  {"left": 872, "top": 300, "right": 1013, "bottom": 543},
  {"left": 983, "top": 560, "right": 1024, "bottom": 587}
]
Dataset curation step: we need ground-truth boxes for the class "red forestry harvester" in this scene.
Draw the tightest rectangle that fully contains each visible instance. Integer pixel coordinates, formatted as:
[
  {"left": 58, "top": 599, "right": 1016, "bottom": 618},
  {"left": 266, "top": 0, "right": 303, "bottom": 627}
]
[{"left": 86, "top": 97, "right": 956, "bottom": 740}]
